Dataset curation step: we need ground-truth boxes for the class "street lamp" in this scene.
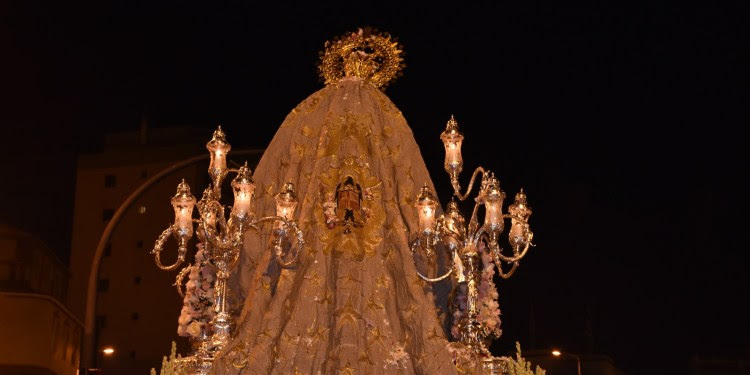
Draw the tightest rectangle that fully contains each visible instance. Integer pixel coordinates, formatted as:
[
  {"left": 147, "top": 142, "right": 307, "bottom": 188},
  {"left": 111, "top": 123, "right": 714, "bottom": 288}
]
[{"left": 552, "top": 349, "right": 581, "bottom": 375}]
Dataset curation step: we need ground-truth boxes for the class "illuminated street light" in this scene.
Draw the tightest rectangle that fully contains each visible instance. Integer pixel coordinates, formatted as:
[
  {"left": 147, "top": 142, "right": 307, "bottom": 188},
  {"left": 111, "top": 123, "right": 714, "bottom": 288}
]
[
  {"left": 102, "top": 347, "right": 115, "bottom": 356},
  {"left": 551, "top": 349, "right": 581, "bottom": 375}
]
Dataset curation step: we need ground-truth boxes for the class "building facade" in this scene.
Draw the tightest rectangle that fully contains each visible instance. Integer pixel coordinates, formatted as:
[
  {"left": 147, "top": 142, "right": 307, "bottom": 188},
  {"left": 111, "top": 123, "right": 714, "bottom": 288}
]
[{"left": 0, "top": 224, "right": 81, "bottom": 375}]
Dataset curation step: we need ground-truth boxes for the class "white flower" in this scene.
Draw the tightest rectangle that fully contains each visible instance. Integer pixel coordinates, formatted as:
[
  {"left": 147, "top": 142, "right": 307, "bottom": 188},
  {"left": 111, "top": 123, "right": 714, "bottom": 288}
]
[{"left": 187, "top": 321, "right": 203, "bottom": 337}]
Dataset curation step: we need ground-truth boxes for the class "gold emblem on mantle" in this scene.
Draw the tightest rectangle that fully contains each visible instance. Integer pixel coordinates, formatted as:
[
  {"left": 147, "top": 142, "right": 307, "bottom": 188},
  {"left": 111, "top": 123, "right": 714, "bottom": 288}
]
[{"left": 318, "top": 156, "right": 383, "bottom": 261}]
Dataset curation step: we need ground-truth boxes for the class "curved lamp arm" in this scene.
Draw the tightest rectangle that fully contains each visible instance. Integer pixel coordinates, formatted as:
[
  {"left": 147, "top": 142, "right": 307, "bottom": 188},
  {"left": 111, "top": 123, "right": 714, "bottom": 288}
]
[
  {"left": 488, "top": 237, "right": 532, "bottom": 264},
  {"left": 150, "top": 226, "right": 187, "bottom": 271},
  {"left": 452, "top": 166, "right": 487, "bottom": 201},
  {"left": 252, "top": 216, "right": 305, "bottom": 268},
  {"left": 174, "top": 266, "right": 191, "bottom": 297},
  {"left": 410, "top": 239, "right": 454, "bottom": 283}
]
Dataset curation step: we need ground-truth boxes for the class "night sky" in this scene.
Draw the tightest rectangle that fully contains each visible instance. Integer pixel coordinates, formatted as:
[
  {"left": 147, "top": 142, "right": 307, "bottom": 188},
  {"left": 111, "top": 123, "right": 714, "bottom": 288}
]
[{"left": 1, "top": 1, "right": 748, "bottom": 374}]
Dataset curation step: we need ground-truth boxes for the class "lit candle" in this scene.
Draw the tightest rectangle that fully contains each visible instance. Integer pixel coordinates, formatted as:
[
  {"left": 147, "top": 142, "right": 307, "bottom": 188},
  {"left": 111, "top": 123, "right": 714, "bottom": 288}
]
[
  {"left": 440, "top": 115, "right": 464, "bottom": 177},
  {"left": 416, "top": 184, "right": 438, "bottom": 235},
  {"left": 441, "top": 198, "right": 466, "bottom": 251},
  {"left": 275, "top": 182, "right": 298, "bottom": 223},
  {"left": 231, "top": 162, "right": 255, "bottom": 220},
  {"left": 171, "top": 179, "right": 196, "bottom": 238},
  {"left": 206, "top": 126, "right": 231, "bottom": 180},
  {"left": 198, "top": 187, "right": 218, "bottom": 228},
  {"left": 483, "top": 174, "right": 505, "bottom": 238}
]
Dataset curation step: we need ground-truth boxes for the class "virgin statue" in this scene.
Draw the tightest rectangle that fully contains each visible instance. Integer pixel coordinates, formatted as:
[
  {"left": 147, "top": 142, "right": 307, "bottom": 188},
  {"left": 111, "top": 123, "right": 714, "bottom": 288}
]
[{"left": 212, "top": 29, "right": 461, "bottom": 374}]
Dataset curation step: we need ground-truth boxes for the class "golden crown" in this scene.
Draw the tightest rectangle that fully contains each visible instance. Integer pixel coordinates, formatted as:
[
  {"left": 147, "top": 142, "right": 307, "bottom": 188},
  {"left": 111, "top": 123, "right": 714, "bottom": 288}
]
[{"left": 318, "top": 28, "right": 405, "bottom": 88}]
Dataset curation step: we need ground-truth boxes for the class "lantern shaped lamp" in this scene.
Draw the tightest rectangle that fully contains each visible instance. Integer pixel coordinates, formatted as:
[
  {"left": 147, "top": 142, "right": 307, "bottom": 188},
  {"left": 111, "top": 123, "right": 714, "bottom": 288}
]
[
  {"left": 231, "top": 162, "right": 255, "bottom": 220},
  {"left": 275, "top": 182, "right": 298, "bottom": 223},
  {"left": 441, "top": 199, "right": 466, "bottom": 252},
  {"left": 483, "top": 174, "right": 506, "bottom": 242},
  {"left": 206, "top": 126, "right": 231, "bottom": 185},
  {"left": 440, "top": 115, "right": 464, "bottom": 179},
  {"left": 416, "top": 184, "right": 439, "bottom": 236},
  {"left": 197, "top": 187, "right": 221, "bottom": 229},
  {"left": 171, "top": 179, "right": 196, "bottom": 239},
  {"left": 508, "top": 189, "right": 532, "bottom": 252}
]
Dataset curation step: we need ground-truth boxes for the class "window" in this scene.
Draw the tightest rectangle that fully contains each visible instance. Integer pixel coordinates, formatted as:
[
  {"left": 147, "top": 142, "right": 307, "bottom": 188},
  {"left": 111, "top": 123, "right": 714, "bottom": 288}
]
[
  {"left": 131, "top": 312, "right": 139, "bottom": 321},
  {"left": 135, "top": 240, "right": 143, "bottom": 249},
  {"left": 133, "top": 276, "right": 141, "bottom": 285},
  {"left": 104, "top": 242, "right": 112, "bottom": 257},
  {"left": 97, "top": 279, "right": 110, "bottom": 292},
  {"left": 137, "top": 206, "right": 146, "bottom": 214},
  {"left": 130, "top": 350, "right": 136, "bottom": 359},
  {"left": 104, "top": 174, "right": 116, "bottom": 188},
  {"left": 102, "top": 209, "right": 114, "bottom": 222}
]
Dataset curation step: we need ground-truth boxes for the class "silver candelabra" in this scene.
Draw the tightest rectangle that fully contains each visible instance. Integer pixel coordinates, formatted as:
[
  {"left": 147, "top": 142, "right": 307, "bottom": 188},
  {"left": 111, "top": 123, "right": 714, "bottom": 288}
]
[
  {"left": 150, "top": 127, "right": 304, "bottom": 374},
  {"left": 411, "top": 116, "right": 535, "bottom": 370}
]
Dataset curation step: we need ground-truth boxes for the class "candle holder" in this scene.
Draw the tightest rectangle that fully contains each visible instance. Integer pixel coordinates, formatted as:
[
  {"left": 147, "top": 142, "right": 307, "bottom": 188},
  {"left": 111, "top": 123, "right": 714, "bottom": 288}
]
[
  {"left": 412, "top": 116, "right": 536, "bottom": 366},
  {"left": 150, "top": 127, "right": 304, "bottom": 373}
]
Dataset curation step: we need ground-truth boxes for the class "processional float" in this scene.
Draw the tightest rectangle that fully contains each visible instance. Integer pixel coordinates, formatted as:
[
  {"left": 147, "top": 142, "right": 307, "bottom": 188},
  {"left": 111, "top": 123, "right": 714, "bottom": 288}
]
[{"left": 149, "top": 29, "right": 541, "bottom": 375}]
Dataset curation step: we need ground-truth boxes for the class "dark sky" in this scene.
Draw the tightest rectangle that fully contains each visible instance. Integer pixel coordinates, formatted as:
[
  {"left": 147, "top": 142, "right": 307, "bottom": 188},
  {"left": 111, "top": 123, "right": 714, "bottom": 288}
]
[{"left": 1, "top": 1, "right": 748, "bottom": 374}]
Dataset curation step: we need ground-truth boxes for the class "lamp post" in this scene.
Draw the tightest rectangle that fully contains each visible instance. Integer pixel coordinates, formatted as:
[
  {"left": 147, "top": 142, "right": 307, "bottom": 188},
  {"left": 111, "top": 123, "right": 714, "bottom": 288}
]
[{"left": 552, "top": 350, "right": 582, "bottom": 375}]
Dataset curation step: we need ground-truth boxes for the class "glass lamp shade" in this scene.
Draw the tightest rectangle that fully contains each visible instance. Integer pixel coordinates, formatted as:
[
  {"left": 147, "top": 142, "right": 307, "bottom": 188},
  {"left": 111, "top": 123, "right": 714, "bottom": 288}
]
[
  {"left": 197, "top": 187, "right": 220, "bottom": 228},
  {"left": 440, "top": 116, "right": 464, "bottom": 176},
  {"left": 483, "top": 175, "right": 506, "bottom": 237},
  {"left": 508, "top": 189, "right": 532, "bottom": 249},
  {"left": 441, "top": 199, "right": 466, "bottom": 250},
  {"left": 206, "top": 126, "right": 231, "bottom": 180},
  {"left": 416, "top": 184, "right": 439, "bottom": 235},
  {"left": 275, "top": 182, "right": 298, "bottom": 221},
  {"left": 231, "top": 162, "right": 255, "bottom": 219},
  {"left": 171, "top": 179, "right": 196, "bottom": 238}
]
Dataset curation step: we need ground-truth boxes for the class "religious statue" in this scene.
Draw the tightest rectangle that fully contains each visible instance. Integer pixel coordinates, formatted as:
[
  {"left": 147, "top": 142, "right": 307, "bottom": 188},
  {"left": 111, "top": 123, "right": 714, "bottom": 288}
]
[{"left": 211, "top": 28, "right": 462, "bottom": 374}]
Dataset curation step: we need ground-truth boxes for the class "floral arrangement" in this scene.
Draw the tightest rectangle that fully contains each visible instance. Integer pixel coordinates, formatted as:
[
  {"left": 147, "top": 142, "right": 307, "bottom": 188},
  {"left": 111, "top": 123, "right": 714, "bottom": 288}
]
[
  {"left": 451, "top": 283, "right": 467, "bottom": 339},
  {"left": 450, "top": 243, "right": 502, "bottom": 340},
  {"left": 177, "top": 244, "right": 216, "bottom": 338},
  {"left": 477, "top": 249, "right": 502, "bottom": 338}
]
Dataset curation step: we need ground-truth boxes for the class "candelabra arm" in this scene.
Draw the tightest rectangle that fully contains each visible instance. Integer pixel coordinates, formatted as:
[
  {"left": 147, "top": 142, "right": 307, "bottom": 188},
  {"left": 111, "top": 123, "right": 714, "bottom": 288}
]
[
  {"left": 174, "top": 266, "right": 191, "bottom": 297},
  {"left": 495, "top": 260, "right": 519, "bottom": 279},
  {"left": 467, "top": 197, "right": 484, "bottom": 237},
  {"left": 277, "top": 222, "right": 305, "bottom": 267},
  {"left": 151, "top": 226, "right": 187, "bottom": 270},
  {"left": 489, "top": 238, "right": 532, "bottom": 263},
  {"left": 409, "top": 239, "right": 454, "bottom": 282},
  {"left": 418, "top": 267, "right": 453, "bottom": 282},
  {"left": 252, "top": 216, "right": 305, "bottom": 267},
  {"left": 151, "top": 226, "right": 173, "bottom": 254},
  {"left": 452, "top": 166, "right": 487, "bottom": 201}
]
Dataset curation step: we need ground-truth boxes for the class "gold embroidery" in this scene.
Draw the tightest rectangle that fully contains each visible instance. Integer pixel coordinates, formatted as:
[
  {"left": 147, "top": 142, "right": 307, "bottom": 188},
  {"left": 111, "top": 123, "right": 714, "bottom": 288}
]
[
  {"left": 304, "top": 270, "right": 323, "bottom": 287},
  {"left": 366, "top": 326, "right": 387, "bottom": 347},
  {"left": 338, "top": 362, "right": 357, "bottom": 375},
  {"left": 366, "top": 293, "right": 385, "bottom": 311},
  {"left": 375, "top": 274, "right": 390, "bottom": 289},
  {"left": 359, "top": 350, "right": 375, "bottom": 365},
  {"left": 334, "top": 297, "right": 363, "bottom": 327}
]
